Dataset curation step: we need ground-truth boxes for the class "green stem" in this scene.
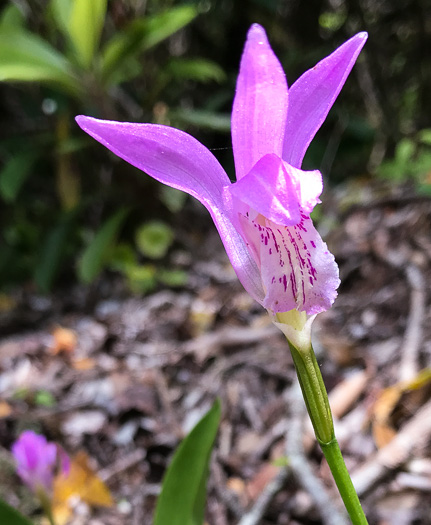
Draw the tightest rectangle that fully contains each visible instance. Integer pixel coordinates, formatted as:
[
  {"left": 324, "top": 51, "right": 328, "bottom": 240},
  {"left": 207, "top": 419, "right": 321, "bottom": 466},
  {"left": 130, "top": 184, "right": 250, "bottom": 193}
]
[
  {"left": 37, "top": 488, "right": 56, "bottom": 525},
  {"left": 287, "top": 341, "right": 368, "bottom": 525},
  {"left": 321, "top": 438, "right": 368, "bottom": 525},
  {"left": 288, "top": 342, "right": 334, "bottom": 443}
]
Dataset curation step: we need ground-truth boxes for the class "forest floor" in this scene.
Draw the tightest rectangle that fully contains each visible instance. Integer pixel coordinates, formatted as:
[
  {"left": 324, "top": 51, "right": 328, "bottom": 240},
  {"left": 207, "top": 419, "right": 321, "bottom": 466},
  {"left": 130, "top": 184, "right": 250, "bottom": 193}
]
[{"left": 1, "top": 183, "right": 431, "bottom": 525}]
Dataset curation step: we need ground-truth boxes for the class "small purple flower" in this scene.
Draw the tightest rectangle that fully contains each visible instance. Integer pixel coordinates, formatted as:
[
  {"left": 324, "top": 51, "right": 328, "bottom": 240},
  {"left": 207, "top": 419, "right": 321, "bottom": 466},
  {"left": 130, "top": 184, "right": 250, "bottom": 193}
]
[
  {"left": 76, "top": 25, "right": 367, "bottom": 317},
  {"left": 12, "top": 430, "right": 69, "bottom": 494}
]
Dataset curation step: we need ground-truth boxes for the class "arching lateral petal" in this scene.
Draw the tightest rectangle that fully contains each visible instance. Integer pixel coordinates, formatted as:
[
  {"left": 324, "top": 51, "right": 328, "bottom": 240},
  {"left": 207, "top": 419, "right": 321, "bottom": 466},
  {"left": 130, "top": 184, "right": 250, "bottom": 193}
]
[
  {"left": 76, "top": 115, "right": 264, "bottom": 303},
  {"left": 283, "top": 32, "right": 368, "bottom": 168}
]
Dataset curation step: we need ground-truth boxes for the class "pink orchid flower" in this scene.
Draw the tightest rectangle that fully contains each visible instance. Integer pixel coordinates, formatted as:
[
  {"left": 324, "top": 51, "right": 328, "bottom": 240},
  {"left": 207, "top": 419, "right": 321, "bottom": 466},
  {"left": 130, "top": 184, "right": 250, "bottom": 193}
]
[
  {"left": 76, "top": 25, "right": 366, "bottom": 318},
  {"left": 12, "top": 430, "right": 70, "bottom": 494}
]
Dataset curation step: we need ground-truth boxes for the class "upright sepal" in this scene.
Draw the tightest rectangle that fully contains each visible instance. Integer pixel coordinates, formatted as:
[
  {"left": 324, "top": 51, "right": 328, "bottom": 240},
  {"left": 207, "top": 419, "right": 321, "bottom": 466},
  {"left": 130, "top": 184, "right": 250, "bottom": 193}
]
[{"left": 232, "top": 24, "right": 288, "bottom": 181}]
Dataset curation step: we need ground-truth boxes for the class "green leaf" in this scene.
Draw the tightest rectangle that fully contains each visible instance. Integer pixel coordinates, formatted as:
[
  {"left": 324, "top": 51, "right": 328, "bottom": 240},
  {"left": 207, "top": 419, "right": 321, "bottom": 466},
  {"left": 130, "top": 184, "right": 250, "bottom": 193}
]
[
  {"left": 171, "top": 109, "right": 231, "bottom": 133},
  {"left": 67, "top": 0, "right": 107, "bottom": 68},
  {"left": 159, "top": 186, "right": 187, "bottom": 213},
  {"left": 0, "top": 151, "right": 37, "bottom": 202},
  {"left": 78, "top": 208, "right": 128, "bottom": 283},
  {"left": 139, "top": 5, "right": 198, "bottom": 51},
  {"left": 157, "top": 268, "right": 188, "bottom": 287},
  {"left": 136, "top": 221, "right": 174, "bottom": 260},
  {"left": 319, "top": 11, "right": 347, "bottom": 32},
  {"left": 34, "top": 390, "right": 56, "bottom": 407},
  {"left": 394, "top": 138, "right": 415, "bottom": 167},
  {"left": 418, "top": 128, "right": 431, "bottom": 146},
  {"left": 0, "top": 499, "right": 33, "bottom": 525},
  {"left": 125, "top": 264, "right": 157, "bottom": 294},
  {"left": 108, "top": 242, "right": 137, "bottom": 272},
  {"left": 34, "top": 210, "right": 77, "bottom": 292},
  {"left": 154, "top": 399, "right": 221, "bottom": 525},
  {"left": 0, "top": 4, "right": 25, "bottom": 30},
  {"left": 101, "top": 5, "right": 198, "bottom": 84},
  {"left": 50, "top": 0, "right": 73, "bottom": 35},
  {"left": 166, "top": 58, "right": 225, "bottom": 84},
  {"left": 0, "top": 29, "right": 79, "bottom": 95}
]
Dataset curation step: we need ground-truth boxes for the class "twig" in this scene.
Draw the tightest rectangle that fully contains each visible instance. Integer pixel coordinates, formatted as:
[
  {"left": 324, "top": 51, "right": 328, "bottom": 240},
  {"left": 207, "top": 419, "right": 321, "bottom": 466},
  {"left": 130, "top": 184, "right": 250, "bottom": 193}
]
[
  {"left": 184, "top": 325, "right": 278, "bottom": 364},
  {"left": 212, "top": 460, "right": 245, "bottom": 520},
  {"left": 351, "top": 399, "right": 431, "bottom": 496},
  {"left": 99, "top": 449, "right": 146, "bottom": 482},
  {"left": 399, "top": 263, "right": 425, "bottom": 382},
  {"left": 371, "top": 235, "right": 425, "bottom": 382},
  {"left": 154, "top": 369, "right": 184, "bottom": 438},
  {"left": 285, "top": 383, "right": 350, "bottom": 525},
  {"left": 236, "top": 465, "right": 289, "bottom": 525}
]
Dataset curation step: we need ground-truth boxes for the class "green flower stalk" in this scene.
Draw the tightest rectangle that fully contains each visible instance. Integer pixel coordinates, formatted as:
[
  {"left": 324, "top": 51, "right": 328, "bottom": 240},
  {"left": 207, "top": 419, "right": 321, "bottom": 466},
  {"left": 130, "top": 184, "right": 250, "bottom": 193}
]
[{"left": 276, "top": 312, "right": 368, "bottom": 525}]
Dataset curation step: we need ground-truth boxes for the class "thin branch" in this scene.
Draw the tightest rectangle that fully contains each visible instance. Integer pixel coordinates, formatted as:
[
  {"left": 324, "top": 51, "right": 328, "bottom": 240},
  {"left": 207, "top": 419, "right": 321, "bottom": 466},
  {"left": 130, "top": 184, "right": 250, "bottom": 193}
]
[
  {"left": 236, "top": 464, "right": 289, "bottom": 525},
  {"left": 351, "top": 399, "right": 431, "bottom": 496},
  {"left": 399, "top": 263, "right": 425, "bottom": 382}
]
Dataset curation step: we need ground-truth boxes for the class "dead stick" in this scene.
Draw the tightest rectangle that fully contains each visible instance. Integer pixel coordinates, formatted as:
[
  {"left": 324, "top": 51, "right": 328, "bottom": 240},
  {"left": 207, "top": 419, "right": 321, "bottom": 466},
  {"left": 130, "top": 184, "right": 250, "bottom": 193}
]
[
  {"left": 400, "top": 263, "right": 425, "bottom": 382},
  {"left": 351, "top": 399, "right": 431, "bottom": 496}
]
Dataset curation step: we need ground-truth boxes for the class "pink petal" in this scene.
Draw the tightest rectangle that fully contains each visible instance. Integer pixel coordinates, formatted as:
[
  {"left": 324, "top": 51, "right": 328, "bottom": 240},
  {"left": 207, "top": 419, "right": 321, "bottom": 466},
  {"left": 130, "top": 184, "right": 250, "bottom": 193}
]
[
  {"left": 238, "top": 212, "right": 339, "bottom": 314},
  {"left": 227, "top": 154, "right": 300, "bottom": 226},
  {"left": 282, "top": 161, "right": 323, "bottom": 214},
  {"left": 232, "top": 24, "right": 288, "bottom": 181},
  {"left": 76, "top": 116, "right": 265, "bottom": 304},
  {"left": 12, "top": 431, "right": 57, "bottom": 492},
  {"left": 283, "top": 32, "right": 368, "bottom": 168},
  {"left": 227, "top": 154, "right": 323, "bottom": 226}
]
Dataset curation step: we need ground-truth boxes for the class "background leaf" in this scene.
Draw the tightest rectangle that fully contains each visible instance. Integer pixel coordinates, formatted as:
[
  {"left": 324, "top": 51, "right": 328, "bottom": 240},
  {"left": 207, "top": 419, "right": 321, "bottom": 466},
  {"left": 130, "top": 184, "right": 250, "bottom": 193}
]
[
  {"left": 153, "top": 399, "right": 221, "bottom": 525},
  {"left": 78, "top": 208, "right": 129, "bottom": 283},
  {"left": 50, "top": 0, "right": 72, "bottom": 37},
  {"left": 0, "top": 29, "right": 79, "bottom": 94},
  {"left": 166, "top": 58, "right": 225, "bottom": 84},
  {"left": 0, "top": 4, "right": 25, "bottom": 29},
  {"left": 0, "top": 151, "right": 37, "bottom": 203},
  {"left": 135, "top": 220, "right": 174, "bottom": 260},
  {"left": 171, "top": 109, "right": 231, "bottom": 133},
  {"left": 101, "top": 5, "right": 198, "bottom": 84},
  {"left": 34, "top": 210, "right": 78, "bottom": 292},
  {"left": 0, "top": 499, "right": 33, "bottom": 525},
  {"left": 67, "top": 0, "right": 107, "bottom": 68}
]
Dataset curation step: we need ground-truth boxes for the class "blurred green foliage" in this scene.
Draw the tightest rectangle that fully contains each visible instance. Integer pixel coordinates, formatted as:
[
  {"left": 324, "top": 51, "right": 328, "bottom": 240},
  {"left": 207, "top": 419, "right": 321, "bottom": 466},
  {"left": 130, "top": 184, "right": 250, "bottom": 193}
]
[
  {"left": 0, "top": 0, "right": 223, "bottom": 291},
  {"left": 0, "top": 498, "right": 33, "bottom": 525},
  {"left": 0, "top": 0, "right": 430, "bottom": 293},
  {"left": 377, "top": 130, "right": 431, "bottom": 194}
]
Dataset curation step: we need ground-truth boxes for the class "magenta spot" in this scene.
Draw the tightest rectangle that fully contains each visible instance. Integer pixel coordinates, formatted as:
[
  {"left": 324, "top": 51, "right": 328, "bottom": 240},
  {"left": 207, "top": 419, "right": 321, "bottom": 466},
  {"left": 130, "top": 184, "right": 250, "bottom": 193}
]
[
  {"left": 310, "top": 240, "right": 316, "bottom": 248},
  {"left": 310, "top": 264, "right": 317, "bottom": 279},
  {"left": 269, "top": 228, "right": 280, "bottom": 253},
  {"left": 297, "top": 222, "right": 307, "bottom": 232},
  {"left": 290, "top": 272, "right": 297, "bottom": 297}
]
